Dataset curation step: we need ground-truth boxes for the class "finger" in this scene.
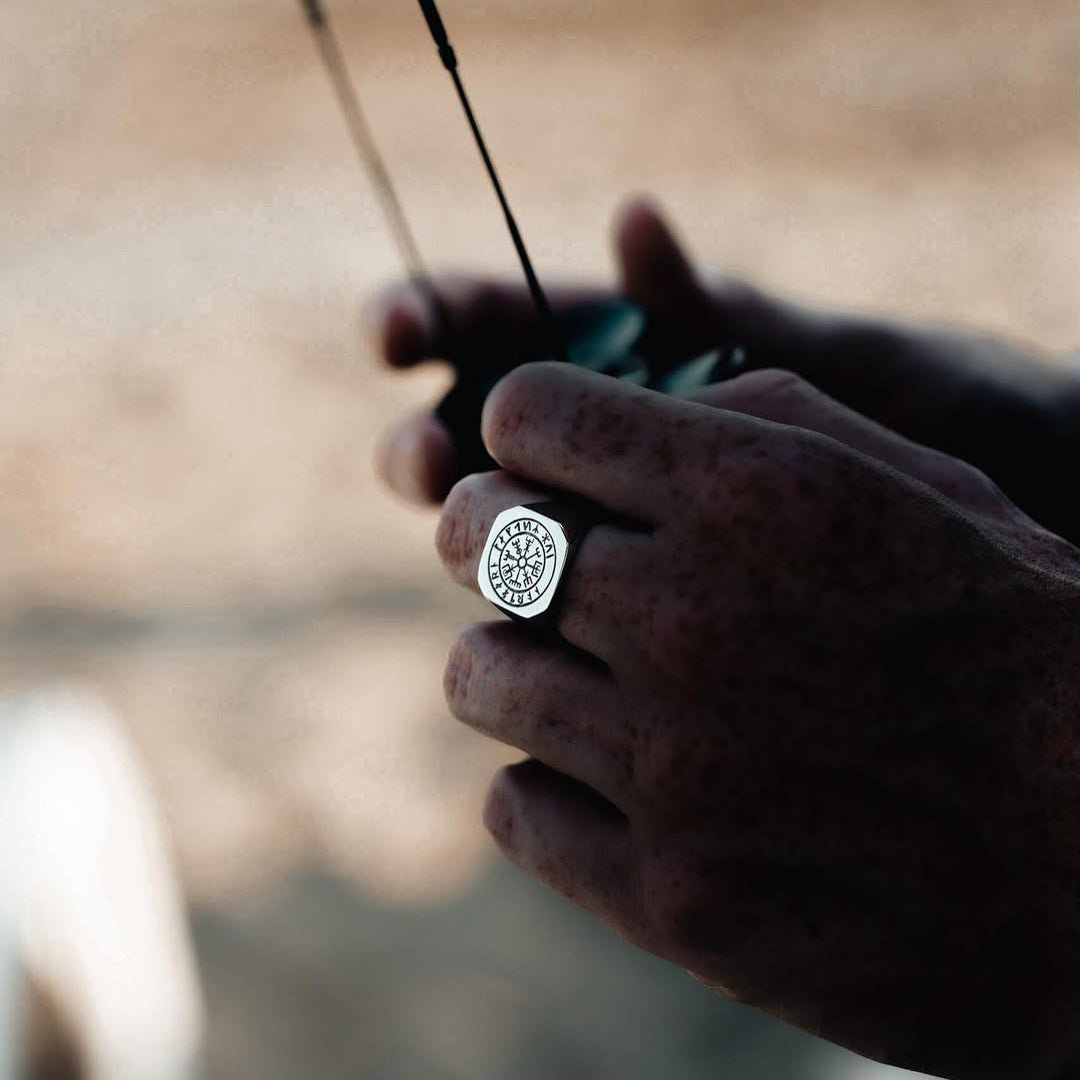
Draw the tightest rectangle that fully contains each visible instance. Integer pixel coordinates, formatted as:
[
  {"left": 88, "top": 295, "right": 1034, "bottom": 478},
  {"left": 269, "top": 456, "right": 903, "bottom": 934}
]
[
  {"left": 616, "top": 197, "right": 714, "bottom": 326},
  {"left": 437, "top": 471, "right": 651, "bottom": 661},
  {"left": 685, "top": 369, "right": 1007, "bottom": 511},
  {"left": 369, "top": 198, "right": 721, "bottom": 370},
  {"left": 366, "top": 275, "right": 610, "bottom": 369},
  {"left": 446, "top": 622, "right": 633, "bottom": 809},
  {"left": 700, "top": 273, "right": 833, "bottom": 363},
  {"left": 375, "top": 410, "right": 458, "bottom": 505},
  {"left": 480, "top": 361, "right": 763, "bottom": 520},
  {"left": 687, "top": 368, "right": 909, "bottom": 459},
  {"left": 614, "top": 198, "right": 847, "bottom": 376},
  {"left": 365, "top": 281, "right": 442, "bottom": 369},
  {"left": 369, "top": 200, "right": 714, "bottom": 371},
  {"left": 437, "top": 471, "right": 545, "bottom": 586},
  {"left": 694, "top": 272, "right": 952, "bottom": 429},
  {"left": 483, "top": 758, "right": 640, "bottom": 930}
]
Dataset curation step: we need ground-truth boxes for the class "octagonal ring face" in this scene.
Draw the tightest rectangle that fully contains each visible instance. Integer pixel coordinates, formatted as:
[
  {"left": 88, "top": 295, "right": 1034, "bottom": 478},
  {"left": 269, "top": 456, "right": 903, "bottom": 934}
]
[{"left": 478, "top": 506, "right": 572, "bottom": 621}]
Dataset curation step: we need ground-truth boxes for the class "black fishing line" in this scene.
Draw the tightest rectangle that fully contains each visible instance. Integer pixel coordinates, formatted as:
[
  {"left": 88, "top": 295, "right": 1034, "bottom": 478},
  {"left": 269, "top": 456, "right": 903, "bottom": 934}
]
[
  {"left": 300, "top": 0, "right": 565, "bottom": 361},
  {"left": 415, "top": 0, "right": 566, "bottom": 361},
  {"left": 299, "top": 0, "right": 428, "bottom": 289}
]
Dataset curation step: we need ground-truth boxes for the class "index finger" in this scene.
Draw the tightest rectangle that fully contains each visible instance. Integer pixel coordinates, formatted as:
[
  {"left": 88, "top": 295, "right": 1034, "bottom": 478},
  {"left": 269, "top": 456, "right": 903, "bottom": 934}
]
[
  {"left": 368, "top": 275, "right": 611, "bottom": 369},
  {"left": 481, "top": 362, "right": 767, "bottom": 522}
]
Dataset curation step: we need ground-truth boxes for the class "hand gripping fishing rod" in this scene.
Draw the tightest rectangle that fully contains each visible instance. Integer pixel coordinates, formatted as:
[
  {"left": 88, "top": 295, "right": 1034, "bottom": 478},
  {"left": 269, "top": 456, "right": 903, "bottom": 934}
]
[{"left": 300, "top": 0, "right": 746, "bottom": 476}]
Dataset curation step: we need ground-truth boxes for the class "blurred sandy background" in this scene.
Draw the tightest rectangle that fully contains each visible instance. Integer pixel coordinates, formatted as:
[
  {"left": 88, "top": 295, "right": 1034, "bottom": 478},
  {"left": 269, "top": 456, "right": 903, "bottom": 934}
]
[{"left": 1, "top": 0, "right": 1077, "bottom": 1076}]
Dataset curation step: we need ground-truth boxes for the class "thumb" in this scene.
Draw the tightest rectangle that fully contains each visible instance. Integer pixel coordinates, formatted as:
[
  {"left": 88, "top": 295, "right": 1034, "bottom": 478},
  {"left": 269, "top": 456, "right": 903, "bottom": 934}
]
[
  {"left": 614, "top": 197, "right": 713, "bottom": 324},
  {"left": 613, "top": 197, "right": 838, "bottom": 375}
]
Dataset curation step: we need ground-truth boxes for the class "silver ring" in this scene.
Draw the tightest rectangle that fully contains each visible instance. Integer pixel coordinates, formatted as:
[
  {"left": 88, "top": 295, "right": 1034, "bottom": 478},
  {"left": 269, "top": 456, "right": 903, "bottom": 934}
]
[{"left": 478, "top": 501, "right": 594, "bottom": 633}]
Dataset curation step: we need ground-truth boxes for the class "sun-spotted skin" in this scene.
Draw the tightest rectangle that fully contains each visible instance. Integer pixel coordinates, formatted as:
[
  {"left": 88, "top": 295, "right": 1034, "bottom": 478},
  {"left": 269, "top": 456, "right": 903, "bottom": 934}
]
[{"left": 437, "top": 363, "right": 1080, "bottom": 1080}]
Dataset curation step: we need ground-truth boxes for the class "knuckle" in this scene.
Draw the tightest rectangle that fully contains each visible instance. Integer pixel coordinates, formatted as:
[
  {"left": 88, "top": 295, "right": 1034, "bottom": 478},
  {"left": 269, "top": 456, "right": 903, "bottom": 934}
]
[
  {"left": 944, "top": 456, "right": 1012, "bottom": 513},
  {"left": 721, "top": 368, "right": 812, "bottom": 417},
  {"left": 481, "top": 361, "right": 562, "bottom": 465},
  {"left": 482, "top": 766, "right": 521, "bottom": 849},
  {"left": 436, "top": 473, "right": 488, "bottom": 568},
  {"left": 732, "top": 366, "right": 805, "bottom": 397},
  {"left": 955, "top": 457, "right": 1004, "bottom": 499},
  {"left": 443, "top": 625, "right": 482, "bottom": 714}
]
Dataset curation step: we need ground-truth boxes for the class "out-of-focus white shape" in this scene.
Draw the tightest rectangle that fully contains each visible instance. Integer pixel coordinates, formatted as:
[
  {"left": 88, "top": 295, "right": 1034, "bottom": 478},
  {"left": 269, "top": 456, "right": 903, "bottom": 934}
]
[{"left": 0, "top": 688, "right": 204, "bottom": 1080}]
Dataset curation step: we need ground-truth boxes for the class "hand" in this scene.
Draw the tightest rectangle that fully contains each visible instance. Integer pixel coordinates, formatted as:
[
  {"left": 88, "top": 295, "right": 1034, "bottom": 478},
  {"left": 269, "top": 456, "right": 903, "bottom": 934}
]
[
  {"left": 369, "top": 200, "right": 1080, "bottom": 544},
  {"left": 436, "top": 361, "right": 1080, "bottom": 1080}
]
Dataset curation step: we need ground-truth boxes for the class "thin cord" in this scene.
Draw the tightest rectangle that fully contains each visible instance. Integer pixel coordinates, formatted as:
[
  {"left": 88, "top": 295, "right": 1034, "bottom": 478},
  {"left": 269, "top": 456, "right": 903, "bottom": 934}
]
[
  {"left": 416, "top": 0, "right": 567, "bottom": 361},
  {"left": 447, "top": 66, "right": 563, "bottom": 357},
  {"left": 300, "top": 0, "right": 428, "bottom": 291}
]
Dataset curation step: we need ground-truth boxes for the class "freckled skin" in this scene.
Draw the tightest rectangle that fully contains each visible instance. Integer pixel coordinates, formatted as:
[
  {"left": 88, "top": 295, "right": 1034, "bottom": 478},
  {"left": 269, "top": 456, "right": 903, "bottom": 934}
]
[
  {"left": 374, "top": 202, "right": 1080, "bottom": 1080},
  {"left": 436, "top": 364, "right": 1080, "bottom": 1080}
]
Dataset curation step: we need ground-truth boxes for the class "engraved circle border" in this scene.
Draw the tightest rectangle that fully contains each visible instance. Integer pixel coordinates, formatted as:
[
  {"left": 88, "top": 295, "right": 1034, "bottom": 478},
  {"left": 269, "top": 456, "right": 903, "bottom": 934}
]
[{"left": 478, "top": 507, "right": 571, "bottom": 620}]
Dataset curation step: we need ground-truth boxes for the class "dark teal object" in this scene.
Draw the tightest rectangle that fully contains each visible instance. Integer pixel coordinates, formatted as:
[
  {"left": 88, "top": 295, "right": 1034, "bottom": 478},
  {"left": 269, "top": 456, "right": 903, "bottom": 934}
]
[{"left": 436, "top": 299, "right": 746, "bottom": 475}]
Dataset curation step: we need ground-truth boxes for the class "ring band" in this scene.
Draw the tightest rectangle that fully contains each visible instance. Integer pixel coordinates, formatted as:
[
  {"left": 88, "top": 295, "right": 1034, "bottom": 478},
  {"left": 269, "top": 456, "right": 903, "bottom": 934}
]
[{"left": 478, "top": 500, "right": 595, "bottom": 634}]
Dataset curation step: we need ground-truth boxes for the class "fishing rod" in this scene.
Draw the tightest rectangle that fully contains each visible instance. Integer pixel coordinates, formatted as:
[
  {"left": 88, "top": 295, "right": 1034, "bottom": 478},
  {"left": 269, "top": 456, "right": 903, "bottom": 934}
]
[
  {"left": 300, "top": 0, "right": 425, "bottom": 283},
  {"left": 299, "top": 0, "right": 562, "bottom": 357},
  {"left": 413, "top": 0, "right": 564, "bottom": 361},
  {"left": 299, "top": 0, "right": 745, "bottom": 475}
]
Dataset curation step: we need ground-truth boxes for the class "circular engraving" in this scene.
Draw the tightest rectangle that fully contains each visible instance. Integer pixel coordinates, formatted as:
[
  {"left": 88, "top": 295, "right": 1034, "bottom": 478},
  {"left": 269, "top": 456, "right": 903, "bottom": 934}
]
[{"left": 485, "top": 517, "right": 560, "bottom": 610}]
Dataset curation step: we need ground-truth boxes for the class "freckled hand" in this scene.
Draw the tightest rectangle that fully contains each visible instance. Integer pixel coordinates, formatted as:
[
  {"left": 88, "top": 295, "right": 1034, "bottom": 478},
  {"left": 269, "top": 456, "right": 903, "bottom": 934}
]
[{"left": 439, "top": 360, "right": 1080, "bottom": 1080}]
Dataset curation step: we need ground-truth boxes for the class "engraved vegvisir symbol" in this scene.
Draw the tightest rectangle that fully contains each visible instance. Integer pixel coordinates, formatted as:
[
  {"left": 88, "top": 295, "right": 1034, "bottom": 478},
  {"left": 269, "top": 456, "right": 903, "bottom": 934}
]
[
  {"left": 486, "top": 517, "right": 559, "bottom": 609},
  {"left": 499, "top": 534, "right": 546, "bottom": 590}
]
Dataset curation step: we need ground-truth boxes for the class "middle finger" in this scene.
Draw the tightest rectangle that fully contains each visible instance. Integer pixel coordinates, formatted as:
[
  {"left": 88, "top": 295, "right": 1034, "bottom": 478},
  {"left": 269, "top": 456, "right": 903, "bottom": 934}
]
[{"left": 446, "top": 622, "right": 635, "bottom": 812}]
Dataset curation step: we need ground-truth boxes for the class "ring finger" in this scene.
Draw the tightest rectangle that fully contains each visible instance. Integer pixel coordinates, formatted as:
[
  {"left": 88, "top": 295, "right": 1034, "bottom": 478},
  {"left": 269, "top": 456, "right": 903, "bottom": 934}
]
[{"left": 437, "top": 471, "right": 652, "bottom": 665}]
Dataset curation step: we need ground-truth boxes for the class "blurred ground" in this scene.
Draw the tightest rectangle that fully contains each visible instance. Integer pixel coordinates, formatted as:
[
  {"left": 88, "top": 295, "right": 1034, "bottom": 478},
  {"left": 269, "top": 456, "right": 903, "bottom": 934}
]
[{"left": 1, "top": 0, "right": 1077, "bottom": 1076}]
